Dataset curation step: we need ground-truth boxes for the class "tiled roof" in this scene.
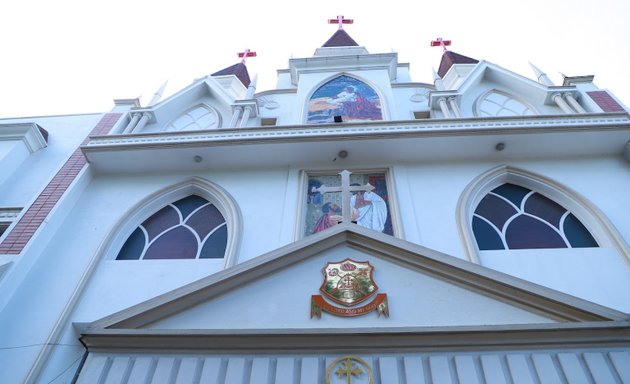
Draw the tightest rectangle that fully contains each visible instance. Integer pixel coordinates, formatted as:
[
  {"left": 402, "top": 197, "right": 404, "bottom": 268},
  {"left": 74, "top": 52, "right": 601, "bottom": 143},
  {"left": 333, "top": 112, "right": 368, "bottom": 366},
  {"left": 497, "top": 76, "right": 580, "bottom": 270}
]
[
  {"left": 437, "top": 51, "right": 479, "bottom": 78},
  {"left": 211, "top": 62, "right": 251, "bottom": 87},
  {"left": 322, "top": 29, "right": 359, "bottom": 47}
]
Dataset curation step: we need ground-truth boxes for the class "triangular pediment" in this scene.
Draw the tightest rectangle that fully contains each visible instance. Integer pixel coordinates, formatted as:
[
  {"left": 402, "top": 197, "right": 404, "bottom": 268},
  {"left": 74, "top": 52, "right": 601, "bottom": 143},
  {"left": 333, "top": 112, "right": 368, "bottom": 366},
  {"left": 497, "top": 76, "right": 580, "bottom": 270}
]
[{"left": 81, "top": 224, "right": 624, "bottom": 335}]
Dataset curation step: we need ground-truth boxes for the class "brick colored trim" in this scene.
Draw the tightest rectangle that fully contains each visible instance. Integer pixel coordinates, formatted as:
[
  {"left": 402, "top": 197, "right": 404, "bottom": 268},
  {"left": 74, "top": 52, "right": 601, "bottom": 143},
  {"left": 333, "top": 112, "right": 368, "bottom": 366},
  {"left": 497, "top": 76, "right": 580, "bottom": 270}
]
[
  {"left": 586, "top": 91, "right": 626, "bottom": 113},
  {"left": 0, "top": 113, "right": 122, "bottom": 254}
]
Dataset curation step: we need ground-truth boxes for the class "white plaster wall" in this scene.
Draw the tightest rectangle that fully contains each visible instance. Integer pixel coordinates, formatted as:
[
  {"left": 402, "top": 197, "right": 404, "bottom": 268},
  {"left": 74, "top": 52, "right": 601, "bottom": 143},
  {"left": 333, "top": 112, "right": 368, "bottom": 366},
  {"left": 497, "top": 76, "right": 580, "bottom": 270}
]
[
  {"left": 149, "top": 245, "right": 555, "bottom": 330},
  {"left": 0, "top": 140, "right": 29, "bottom": 187},
  {"left": 397, "top": 156, "right": 630, "bottom": 312},
  {"left": 0, "top": 114, "right": 100, "bottom": 207}
]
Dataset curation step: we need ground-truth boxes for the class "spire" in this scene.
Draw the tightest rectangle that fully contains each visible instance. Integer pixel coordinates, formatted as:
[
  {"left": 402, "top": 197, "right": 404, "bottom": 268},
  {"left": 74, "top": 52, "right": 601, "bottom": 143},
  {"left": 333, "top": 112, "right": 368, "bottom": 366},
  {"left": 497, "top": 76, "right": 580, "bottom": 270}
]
[
  {"left": 529, "top": 62, "right": 555, "bottom": 86},
  {"left": 245, "top": 74, "right": 258, "bottom": 98},
  {"left": 211, "top": 50, "right": 257, "bottom": 87},
  {"left": 211, "top": 63, "right": 251, "bottom": 87},
  {"left": 437, "top": 51, "right": 479, "bottom": 78},
  {"left": 432, "top": 68, "right": 446, "bottom": 91},
  {"left": 147, "top": 80, "right": 168, "bottom": 106},
  {"left": 322, "top": 15, "right": 359, "bottom": 47}
]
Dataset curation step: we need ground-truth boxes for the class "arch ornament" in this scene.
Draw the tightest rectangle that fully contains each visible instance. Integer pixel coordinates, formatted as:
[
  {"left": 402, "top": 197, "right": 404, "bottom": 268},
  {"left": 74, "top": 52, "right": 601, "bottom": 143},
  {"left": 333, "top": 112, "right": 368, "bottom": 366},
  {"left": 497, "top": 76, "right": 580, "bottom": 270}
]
[
  {"left": 108, "top": 177, "right": 241, "bottom": 268},
  {"left": 305, "top": 74, "right": 384, "bottom": 124},
  {"left": 474, "top": 89, "right": 538, "bottom": 117},
  {"left": 457, "top": 165, "right": 630, "bottom": 264},
  {"left": 164, "top": 104, "right": 221, "bottom": 132}
]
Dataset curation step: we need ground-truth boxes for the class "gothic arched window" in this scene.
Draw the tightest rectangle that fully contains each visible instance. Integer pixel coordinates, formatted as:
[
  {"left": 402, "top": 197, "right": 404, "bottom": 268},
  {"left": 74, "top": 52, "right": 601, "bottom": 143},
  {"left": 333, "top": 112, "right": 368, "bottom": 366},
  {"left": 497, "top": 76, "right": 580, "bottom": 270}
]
[
  {"left": 116, "top": 195, "right": 227, "bottom": 260},
  {"left": 307, "top": 75, "right": 382, "bottom": 124},
  {"left": 472, "top": 183, "right": 598, "bottom": 250}
]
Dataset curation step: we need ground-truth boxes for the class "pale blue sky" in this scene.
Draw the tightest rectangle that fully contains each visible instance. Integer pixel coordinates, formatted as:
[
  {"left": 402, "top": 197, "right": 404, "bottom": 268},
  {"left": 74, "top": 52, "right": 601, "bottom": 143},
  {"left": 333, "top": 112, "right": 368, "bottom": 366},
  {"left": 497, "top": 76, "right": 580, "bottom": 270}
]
[{"left": 1, "top": 0, "right": 628, "bottom": 117}]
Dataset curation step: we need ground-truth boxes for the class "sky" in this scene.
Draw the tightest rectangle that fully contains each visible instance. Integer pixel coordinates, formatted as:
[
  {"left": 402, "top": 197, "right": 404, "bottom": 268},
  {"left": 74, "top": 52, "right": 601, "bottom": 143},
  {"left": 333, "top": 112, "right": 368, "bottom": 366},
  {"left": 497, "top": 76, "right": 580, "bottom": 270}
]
[{"left": 1, "top": 0, "right": 629, "bottom": 118}]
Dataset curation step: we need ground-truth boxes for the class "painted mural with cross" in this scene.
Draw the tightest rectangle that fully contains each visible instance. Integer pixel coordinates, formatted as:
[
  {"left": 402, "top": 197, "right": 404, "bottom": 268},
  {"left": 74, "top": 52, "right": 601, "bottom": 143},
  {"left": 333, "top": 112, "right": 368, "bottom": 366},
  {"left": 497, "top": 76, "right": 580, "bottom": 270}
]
[{"left": 306, "top": 170, "right": 392, "bottom": 236}]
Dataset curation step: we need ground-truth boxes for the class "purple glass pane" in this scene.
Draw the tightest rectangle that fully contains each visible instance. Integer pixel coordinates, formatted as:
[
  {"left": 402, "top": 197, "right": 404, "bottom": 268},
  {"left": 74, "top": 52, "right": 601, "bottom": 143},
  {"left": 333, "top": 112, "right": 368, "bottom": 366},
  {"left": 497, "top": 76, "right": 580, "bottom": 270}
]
[
  {"left": 142, "top": 205, "right": 180, "bottom": 242},
  {"left": 472, "top": 216, "right": 504, "bottom": 250},
  {"left": 491, "top": 184, "right": 531, "bottom": 208},
  {"left": 506, "top": 215, "right": 567, "bottom": 249},
  {"left": 185, "top": 204, "right": 225, "bottom": 241},
  {"left": 474, "top": 194, "right": 518, "bottom": 231},
  {"left": 172, "top": 195, "right": 209, "bottom": 220},
  {"left": 116, "top": 227, "right": 146, "bottom": 260},
  {"left": 523, "top": 193, "right": 567, "bottom": 229},
  {"left": 199, "top": 225, "right": 228, "bottom": 258},
  {"left": 143, "top": 226, "right": 198, "bottom": 259}
]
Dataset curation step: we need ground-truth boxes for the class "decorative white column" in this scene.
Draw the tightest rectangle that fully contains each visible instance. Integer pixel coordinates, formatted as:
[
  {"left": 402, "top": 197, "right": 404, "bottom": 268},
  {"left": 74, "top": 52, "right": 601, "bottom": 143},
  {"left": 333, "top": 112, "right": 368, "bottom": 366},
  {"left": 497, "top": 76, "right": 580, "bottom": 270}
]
[
  {"left": 132, "top": 112, "right": 152, "bottom": 133},
  {"left": 228, "top": 107, "right": 242, "bottom": 128},
  {"left": 239, "top": 106, "right": 252, "bottom": 128},
  {"left": 564, "top": 93, "right": 586, "bottom": 113},
  {"left": 448, "top": 97, "right": 461, "bottom": 118},
  {"left": 552, "top": 93, "right": 574, "bottom": 114},
  {"left": 438, "top": 97, "right": 451, "bottom": 118},
  {"left": 122, "top": 113, "right": 141, "bottom": 134}
]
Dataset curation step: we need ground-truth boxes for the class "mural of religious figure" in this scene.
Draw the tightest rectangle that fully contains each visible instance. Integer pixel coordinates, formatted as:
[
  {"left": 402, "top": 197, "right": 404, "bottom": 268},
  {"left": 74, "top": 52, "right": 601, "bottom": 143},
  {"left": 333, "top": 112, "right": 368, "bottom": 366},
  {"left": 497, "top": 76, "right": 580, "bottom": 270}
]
[
  {"left": 305, "top": 172, "right": 393, "bottom": 236},
  {"left": 307, "top": 76, "right": 382, "bottom": 124}
]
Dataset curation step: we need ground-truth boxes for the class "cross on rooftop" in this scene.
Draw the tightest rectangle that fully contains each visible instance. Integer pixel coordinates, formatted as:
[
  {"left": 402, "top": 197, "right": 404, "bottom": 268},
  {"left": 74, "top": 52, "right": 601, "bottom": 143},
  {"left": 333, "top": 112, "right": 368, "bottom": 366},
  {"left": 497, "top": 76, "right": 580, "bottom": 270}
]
[
  {"left": 312, "top": 170, "right": 374, "bottom": 224},
  {"left": 328, "top": 15, "right": 354, "bottom": 30},
  {"left": 237, "top": 49, "right": 257, "bottom": 64},
  {"left": 430, "top": 37, "right": 451, "bottom": 52}
]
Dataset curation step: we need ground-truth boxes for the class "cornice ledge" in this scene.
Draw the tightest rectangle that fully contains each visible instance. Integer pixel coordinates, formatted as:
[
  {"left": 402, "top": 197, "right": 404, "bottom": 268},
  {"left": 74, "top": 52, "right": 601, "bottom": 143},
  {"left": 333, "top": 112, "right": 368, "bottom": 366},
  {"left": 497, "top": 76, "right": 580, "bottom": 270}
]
[
  {"left": 78, "top": 321, "right": 630, "bottom": 352},
  {"left": 83, "top": 113, "right": 630, "bottom": 152},
  {"left": 0, "top": 122, "right": 48, "bottom": 152}
]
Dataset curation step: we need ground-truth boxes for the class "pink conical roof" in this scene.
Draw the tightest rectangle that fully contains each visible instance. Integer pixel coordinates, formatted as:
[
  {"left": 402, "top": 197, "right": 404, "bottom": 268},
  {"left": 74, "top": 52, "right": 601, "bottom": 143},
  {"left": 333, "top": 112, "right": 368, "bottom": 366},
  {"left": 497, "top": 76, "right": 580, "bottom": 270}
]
[
  {"left": 437, "top": 51, "right": 479, "bottom": 78},
  {"left": 211, "top": 62, "right": 251, "bottom": 87},
  {"left": 322, "top": 29, "right": 360, "bottom": 47}
]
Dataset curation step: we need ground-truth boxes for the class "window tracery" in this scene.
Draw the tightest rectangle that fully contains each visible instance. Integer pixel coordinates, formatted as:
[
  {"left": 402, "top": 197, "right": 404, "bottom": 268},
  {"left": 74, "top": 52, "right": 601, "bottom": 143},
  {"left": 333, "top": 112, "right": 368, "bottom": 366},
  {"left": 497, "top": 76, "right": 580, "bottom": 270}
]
[
  {"left": 472, "top": 183, "right": 597, "bottom": 250},
  {"left": 116, "top": 195, "right": 227, "bottom": 260}
]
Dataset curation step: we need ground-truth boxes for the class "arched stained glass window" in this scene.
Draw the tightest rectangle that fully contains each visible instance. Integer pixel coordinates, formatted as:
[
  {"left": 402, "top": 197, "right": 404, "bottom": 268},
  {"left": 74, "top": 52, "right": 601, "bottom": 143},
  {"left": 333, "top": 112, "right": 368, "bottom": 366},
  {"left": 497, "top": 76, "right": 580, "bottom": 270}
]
[
  {"left": 307, "top": 75, "right": 382, "bottom": 124},
  {"left": 472, "top": 183, "right": 598, "bottom": 250},
  {"left": 116, "top": 195, "right": 227, "bottom": 260}
]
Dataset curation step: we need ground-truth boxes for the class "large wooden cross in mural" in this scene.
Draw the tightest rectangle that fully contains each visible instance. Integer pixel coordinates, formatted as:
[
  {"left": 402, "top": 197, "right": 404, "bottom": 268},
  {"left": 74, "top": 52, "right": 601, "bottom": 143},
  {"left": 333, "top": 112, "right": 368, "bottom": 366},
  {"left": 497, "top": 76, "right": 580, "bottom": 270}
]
[
  {"left": 328, "top": 15, "right": 354, "bottom": 30},
  {"left": 312, "top": 170, "right": 374, "bottom": 224}
]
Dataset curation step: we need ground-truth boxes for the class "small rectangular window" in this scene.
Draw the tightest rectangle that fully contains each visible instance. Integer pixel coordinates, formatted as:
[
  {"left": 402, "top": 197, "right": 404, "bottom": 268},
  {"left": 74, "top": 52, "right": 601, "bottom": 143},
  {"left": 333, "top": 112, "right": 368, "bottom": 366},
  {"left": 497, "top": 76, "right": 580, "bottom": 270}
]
[
  {"left": 260, "top": 118, "right": 277, "bottom": 126},
  {"left": 0, "top": 208, "right": 21, "bottom": 238},
  {"left": 413, "top": 111, "right": 430, "bottom": 119}
]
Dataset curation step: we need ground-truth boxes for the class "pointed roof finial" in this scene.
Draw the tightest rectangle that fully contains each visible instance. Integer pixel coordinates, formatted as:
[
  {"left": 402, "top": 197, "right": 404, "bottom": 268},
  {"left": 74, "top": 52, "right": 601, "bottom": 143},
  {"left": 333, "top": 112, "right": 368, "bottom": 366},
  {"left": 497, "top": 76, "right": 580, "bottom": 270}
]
[
  {"left": 238, "top": 49, "right": 257, "bottom": 64},
  {"left": 432, "top": 68, "right": 446, "bottom": 91},
  {"left": 529, "top": 62, "right": 555, "bottom": 86},
  {"left": 430, "top": 37, "right": 451, "bottom": 52},
  {"left": 148, "top": 80, "right": 168, "bottom": 106},
  {"left": 328, "top": 15, "right": 353, "bottom": 30}
]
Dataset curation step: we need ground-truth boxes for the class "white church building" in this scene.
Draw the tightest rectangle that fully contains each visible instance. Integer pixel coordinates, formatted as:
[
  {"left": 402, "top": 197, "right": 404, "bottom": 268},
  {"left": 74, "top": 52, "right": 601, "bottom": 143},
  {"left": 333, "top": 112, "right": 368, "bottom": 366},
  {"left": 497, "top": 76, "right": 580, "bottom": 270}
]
[{"left": 1, "top": 19, "right": 629, "bottom": 383}]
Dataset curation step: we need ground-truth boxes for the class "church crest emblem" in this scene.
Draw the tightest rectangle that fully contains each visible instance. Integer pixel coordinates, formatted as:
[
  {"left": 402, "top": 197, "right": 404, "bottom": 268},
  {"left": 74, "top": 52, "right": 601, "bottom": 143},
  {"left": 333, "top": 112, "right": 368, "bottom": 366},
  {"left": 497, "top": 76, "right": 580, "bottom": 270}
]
[{"left": 311, "top": 259, "right": 388, "bottom": 318}]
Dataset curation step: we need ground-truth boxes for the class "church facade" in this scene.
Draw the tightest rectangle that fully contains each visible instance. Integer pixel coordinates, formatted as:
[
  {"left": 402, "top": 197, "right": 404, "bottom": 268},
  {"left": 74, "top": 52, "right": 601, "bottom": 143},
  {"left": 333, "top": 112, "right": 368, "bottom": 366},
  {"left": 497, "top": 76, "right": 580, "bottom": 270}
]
[{"left": 1, "top": 21, "right": 629, "bottom": 383}]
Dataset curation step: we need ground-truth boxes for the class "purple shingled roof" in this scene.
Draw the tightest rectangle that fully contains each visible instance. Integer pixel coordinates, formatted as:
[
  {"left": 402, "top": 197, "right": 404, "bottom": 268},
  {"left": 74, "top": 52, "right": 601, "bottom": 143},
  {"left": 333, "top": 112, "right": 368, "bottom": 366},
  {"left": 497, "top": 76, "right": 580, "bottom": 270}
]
[
  {"left": 211, "top": 62, "right": 251, "bottom": 87},
  {"left": 437, "top": 51, "right": 479, "bottom": 78},
  {"left": 322, "top": 29, "right": 360, "bottom": 47}
]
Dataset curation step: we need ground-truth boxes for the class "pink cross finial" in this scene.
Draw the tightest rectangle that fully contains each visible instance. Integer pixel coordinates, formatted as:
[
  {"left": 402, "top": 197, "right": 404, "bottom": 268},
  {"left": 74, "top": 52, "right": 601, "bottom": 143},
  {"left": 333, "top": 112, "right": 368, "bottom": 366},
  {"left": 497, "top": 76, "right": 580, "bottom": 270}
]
[
  {"left": 328, "top": 15, "right": 354, "bottom": 30},
  {"left": 237, "top": 49, "right": 257, "bottom": 64},
  {"left": 430, "top": 37, "right": 452, "bottom": 52}
]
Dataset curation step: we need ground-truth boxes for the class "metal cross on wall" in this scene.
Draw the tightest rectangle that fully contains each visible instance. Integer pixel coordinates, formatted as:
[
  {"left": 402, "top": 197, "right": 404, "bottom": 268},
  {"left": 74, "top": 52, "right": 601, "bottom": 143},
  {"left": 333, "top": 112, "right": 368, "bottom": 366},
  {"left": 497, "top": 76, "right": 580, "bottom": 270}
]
[
  {"left": 312, "top": 170, "right": 374, "bottom": 224},
  {"left": 430, "top": 37, "right": 451, "bottom": 52},
  {"left": 328, "top": 15, "right": 354, "bottom": 30},
  {"left": 237, "top": 49, "right": 257, "bottom": 64}
]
